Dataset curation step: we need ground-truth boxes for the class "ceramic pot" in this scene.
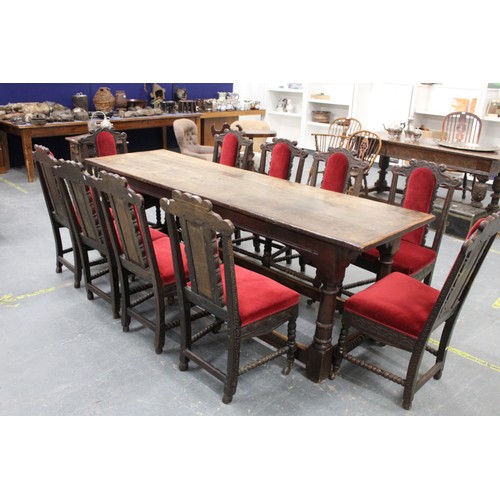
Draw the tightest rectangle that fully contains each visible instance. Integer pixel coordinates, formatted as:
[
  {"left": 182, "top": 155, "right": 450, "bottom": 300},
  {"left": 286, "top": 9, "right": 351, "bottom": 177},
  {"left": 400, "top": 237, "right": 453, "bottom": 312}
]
[{"left": 115, "top": 90, "right": 127, "bottom": 109}]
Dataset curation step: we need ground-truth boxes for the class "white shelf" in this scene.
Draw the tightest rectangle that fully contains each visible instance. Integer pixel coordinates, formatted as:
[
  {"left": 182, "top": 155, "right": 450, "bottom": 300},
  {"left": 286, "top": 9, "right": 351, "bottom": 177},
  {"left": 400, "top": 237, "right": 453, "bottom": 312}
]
[
  {"left": 309, "top": 99, "right": 349, "bottom": 106},
  {"left": 268, "top": 88, "right": 303, "bottom": 94},
  {"left": 306, "top": 121, "right": 331, "bottom": 127},
  {"left": 413, "top": 110, "right": 447, "bottom": 117},
  {"left": 482, "top": 116, "right": 500, "bottom": 123},
  {"left": 267, "top": 110, "right": 301, "bottom": 118}
]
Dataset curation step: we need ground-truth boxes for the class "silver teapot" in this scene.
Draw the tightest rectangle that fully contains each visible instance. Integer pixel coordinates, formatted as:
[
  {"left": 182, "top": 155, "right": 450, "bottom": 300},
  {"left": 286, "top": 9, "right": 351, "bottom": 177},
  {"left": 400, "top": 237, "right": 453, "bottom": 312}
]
[{"left": 383, "top": 122, "right": 406, "bottom": 139}]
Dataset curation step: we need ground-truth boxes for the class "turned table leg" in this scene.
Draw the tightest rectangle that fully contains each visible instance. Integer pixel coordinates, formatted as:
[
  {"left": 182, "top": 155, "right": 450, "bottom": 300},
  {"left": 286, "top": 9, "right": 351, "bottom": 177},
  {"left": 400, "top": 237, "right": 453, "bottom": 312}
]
[
  {"left": 375, "top": 154, "right": 390, "bottom": 193},
  {"left": 486, "top": 173, "right": 500, "bottom": 213}
]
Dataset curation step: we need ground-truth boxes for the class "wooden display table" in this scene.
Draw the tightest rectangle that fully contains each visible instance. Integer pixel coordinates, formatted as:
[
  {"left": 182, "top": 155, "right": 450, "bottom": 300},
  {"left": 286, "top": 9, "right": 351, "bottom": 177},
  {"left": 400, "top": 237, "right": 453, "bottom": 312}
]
[
  {"left": 200, "top": 109, "right": 266, "bottom": 146},
  {"left": 0, "top": 113, "right": 201, "bottom": 182}
]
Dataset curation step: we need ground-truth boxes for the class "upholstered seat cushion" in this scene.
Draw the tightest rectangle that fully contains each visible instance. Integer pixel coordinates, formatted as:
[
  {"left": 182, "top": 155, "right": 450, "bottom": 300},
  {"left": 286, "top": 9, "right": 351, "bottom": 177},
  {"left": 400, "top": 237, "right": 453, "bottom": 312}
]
[
  {"left": 344, "top": 272, "right": 440, "bottom": 339},
  {"left": 219, "top": 133, "right": 239, "bottom": 167},
  {"left": 361, "top": 240, "right": 436, "bottom": 275},
  {"left": 220, "top": 264, "right": 300, "bottom": 327},
  {"left": 96, "top": 131, "right": 118, "bottom": 157},
  {"left": 153, "top": 236, "right": 188, "bottom": 285},
  {"left": 149, "top": 228, "right": 168, "bottom": 241},
  {"left": 268, "top": 142, "right": 292, "bottom": 179},
  {"left": 321, "top": 152, "right": 349, "bottom": 193}
]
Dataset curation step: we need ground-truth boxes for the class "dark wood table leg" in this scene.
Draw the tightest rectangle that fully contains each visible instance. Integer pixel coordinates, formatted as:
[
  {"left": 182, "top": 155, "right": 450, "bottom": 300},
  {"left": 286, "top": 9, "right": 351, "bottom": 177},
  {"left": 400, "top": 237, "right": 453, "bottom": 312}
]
[
  {"left": 21, "top": 131, "right": 35, "bottom": 182},
  {"left": 0, "top": 129, "right": 10, "bottom": 173},
  {"left": 376, "top": 239, "right": 400, "bottom": 280},
  {"left": 375, "top": 154, "right": 390, "bottom": 193},
  {"left": 471, "top": 174, "right": 489, "bottom": 209},
  {"left": 486, "top": 173, "right": 500, "bottom": 213},
  {"left": 306, "top": 249, "right": 357, "bottom": 382}
]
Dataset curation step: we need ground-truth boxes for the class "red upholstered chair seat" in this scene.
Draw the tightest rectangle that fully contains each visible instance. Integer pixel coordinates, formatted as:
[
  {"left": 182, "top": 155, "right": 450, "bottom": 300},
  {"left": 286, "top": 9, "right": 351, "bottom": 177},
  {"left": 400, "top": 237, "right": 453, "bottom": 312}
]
[
  {"left": 95, "top": 130, "right": 118, "bottom": 157},
  {"left": 152, "top": 235, "right": 188, "bottom": 286},
  {"left": 219, "top": 264, "right": 300, "bottom": 327},
  {"left": 149, "top": 228, "right": 168, "bottom": 241},
  {"left": 219, "top": 133, "right": 239, "bottom": 167},
  {"left": 322, "top": 152, "right": 349, "bottom": 192},
  {"left": 361, "top": 240, "right": 436, "bottom": 275},
  {"left": 268, "top": 141, "right": 292, "bottom": 179},
  {"left": 344, "top": 271, "right": 440, "bottom": 339}
]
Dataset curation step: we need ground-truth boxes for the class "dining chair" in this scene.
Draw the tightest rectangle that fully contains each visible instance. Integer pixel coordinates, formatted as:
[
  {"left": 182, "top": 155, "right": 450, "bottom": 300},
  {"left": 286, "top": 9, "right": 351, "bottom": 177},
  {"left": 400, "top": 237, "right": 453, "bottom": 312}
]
[
  {"left": 441, "top": 111, "right": 482, "bottom": 199},
  {"left": 33, "top": 144, "right": 82, "bottom": 288},
  {"left": 79, "top": 128, "right": 128, "bottom": 161},
  {"left": 161, "top": 190, "right": 300, "bottom": 404},
  {"left": 332, "top": 211, "right": 500, "bottom": 410},
  {"left": 311, "top": 117, "right": 362, "bottom": 154},
  {"left": 345, "top": 129, "right": 382, "bottom": 196},
  {"left": 79, "top": 127, "right": 163, "bottom": 227},
  {"left": 253, "top": 147, "right": 370, "bottom": 299},
  {"left": 173, "top": 118, "right": 214, "bottom": 161},
  {"left": 52, "top": 158, "right": 120, "bottom": 318},
  {"left": 232, "top": 138, "right": 308, "bottom": 264},
  {"left": 307, "top": 146, "right": 369, "bottom": 196},
  {"left": 343, "top": 159, "right": 462, "bottom": 298},
  {"left": 295, "top": 147, "right": 370, "bottom": 292},
  {"left": 93, "top": 171, "right": 186, "bottom": 353},
  {"left": 212, "top": 129, "right": 254, "bottom": 169}
]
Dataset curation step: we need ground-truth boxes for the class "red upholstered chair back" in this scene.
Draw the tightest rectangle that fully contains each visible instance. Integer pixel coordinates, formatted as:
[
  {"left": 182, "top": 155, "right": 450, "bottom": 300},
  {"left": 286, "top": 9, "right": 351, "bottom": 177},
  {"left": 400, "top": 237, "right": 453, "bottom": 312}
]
[
  {"left": 268, "top": 141, "right": 292, "bottom": 179},
  {"left": 321, "top": 152, "right": 349, "bottom": 193},
  {"left": 95, "top": 130, "right": 118, "bottom": 157},
  {"left": 259, "top": 138, "right": 308, "bottom": 183},
  {"left": 219, "top": 132, "right": 240, "bottom": 167},
  {"left": 402, "top": 167, "right": 437, "bottom": 245}
]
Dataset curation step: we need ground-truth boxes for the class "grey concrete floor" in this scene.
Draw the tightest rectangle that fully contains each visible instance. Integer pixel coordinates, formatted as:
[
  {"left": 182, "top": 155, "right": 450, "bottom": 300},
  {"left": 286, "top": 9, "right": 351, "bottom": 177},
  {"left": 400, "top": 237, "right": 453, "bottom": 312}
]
[
  {"left": 1, "top": 163, "right": 499, "bottom": 417},
  {"left": 2, "top": 159, "right": 498, "bottom": 499}
]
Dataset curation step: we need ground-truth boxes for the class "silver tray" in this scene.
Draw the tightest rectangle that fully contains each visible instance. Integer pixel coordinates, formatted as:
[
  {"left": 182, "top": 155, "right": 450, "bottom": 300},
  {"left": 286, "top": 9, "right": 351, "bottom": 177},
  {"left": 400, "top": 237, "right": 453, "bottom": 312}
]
[{"left": 438, "top": 141, "right": 499, "bottom": 152}]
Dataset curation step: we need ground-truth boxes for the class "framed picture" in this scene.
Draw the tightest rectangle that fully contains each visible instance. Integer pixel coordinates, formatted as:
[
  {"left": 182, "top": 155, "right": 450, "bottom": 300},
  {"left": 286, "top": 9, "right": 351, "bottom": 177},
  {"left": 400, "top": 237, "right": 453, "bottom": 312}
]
[{"left": 486, "top": 99, "right": 500, "bottom": 116}]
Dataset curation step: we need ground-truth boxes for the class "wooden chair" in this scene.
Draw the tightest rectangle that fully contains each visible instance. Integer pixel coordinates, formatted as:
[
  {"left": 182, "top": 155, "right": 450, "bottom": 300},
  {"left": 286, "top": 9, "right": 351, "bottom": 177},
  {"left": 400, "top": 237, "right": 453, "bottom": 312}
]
[
  {"left": 80, "top": 127, "right": 162, "bottom": 227},
  {"left": 296, "top": 148, "right": 369, "bottom": 293},
  {"left": 311, "top": 117, "right": 362, "bottom": 154},
  {"left": 212, "top": 129, "right": 254, "bottom": 170},
  {"left": 93, "top": 171, "right": 185, "bottom": 353},
  {"left": 79, "top": 128, "right": 128, "bottom": 161},
  {"left": 441, "top": 111, "right": 482, "bottom": 199},
  {"left": 332, "top": 211, "right": 500, "bottom": 410},
  {"left": 33, "top": 144, "right": 81, "bottom": 288},
  {"left": 345, "top": 130, "right": 382, "bottom": 196},
  {"left": 308, "top": 146, "right": 369, "bottom": 196},
  {"left": 173, "top": 118, "right": 214, "bottom": 161},
  {"left": 161, "top": 190, "right": 300, "bottom": 404},
  {"left": 344, "top": 159, "right": 462, "bottom": 297},
  {"left": 231, "top": 138, "right": 308, "bottom": 263},
  {"left": 210, "top": 122, "right": 232, "bottom": 137},
  {"left": 52, "top": 159, "right": 120, "bottom": 318}
]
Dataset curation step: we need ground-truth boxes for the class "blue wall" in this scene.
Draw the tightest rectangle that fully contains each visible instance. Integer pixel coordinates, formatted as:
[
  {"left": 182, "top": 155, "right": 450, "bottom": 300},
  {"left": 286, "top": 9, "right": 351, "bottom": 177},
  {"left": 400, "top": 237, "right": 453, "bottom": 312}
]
[{"left": 0, "top": 82, "right": 233, "bottom": 166}]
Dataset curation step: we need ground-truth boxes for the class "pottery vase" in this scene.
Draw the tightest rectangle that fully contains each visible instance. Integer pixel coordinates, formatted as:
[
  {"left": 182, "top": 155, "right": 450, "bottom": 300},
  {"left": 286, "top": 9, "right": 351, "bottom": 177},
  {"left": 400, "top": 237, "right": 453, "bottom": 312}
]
[{"left": 114, "top": 90, "right": 127, "bottom": 110}]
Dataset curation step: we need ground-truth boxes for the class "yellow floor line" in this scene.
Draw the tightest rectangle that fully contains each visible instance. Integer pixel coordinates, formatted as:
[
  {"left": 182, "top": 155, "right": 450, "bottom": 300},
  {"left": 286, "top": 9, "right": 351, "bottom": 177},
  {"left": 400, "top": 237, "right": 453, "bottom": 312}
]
[
  {"left": 0, "top": 287, "right": 56, "bottom": 308},
  {"left": 493, "top": 297, "right": 500, "bottom": 309},
  {"left": 428, "top": 337, "right": 500, "bottom": 373},
  {"left": 491, "top": 248, "right": 500, "bottom": 255},
  {"left": 0, "top": 177, "right": 28, "bottom": 193}
]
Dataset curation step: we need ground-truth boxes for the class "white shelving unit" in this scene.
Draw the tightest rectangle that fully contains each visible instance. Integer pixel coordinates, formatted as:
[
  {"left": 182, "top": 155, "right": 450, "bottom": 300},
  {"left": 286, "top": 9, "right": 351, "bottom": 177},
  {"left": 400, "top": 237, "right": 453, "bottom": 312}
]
[
  {"left": 245, "top": 82, "right": 500, "bottom": 151},
  {"left": 409, "top": 83, "right": 500, "bottom": 145},
  {"left": 264, "top": 83, "right": 357, "bottom": 149}
]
